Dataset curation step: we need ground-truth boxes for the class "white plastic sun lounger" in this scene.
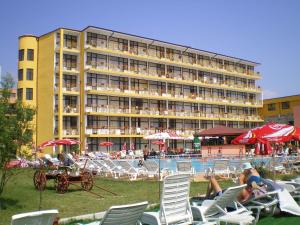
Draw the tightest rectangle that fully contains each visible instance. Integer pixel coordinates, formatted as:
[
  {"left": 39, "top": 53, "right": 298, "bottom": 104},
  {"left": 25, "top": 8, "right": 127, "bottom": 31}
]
[
  {"left": 116, "top": 160, "right": 147, "bottom": 180},
  {"left": 143, "top": 160, "right": 159, "bottom": 178},
  {"left": 141, "top": 174, "right": 193, "bottom": 225},
  {"left": 11, "top": 209, "right": 58, "bottom": 225},
  {"left": 191, "top": 184, "right": 255, "bottom": 225},
  {"left": 205, "top": 159, "right": 234, "bottom": 178},
  {"left": 102, "top": 158, "right": 126, "bottom": 178},
  {"left": 79, "top": 202, "right": 148, "bottom": 225},
  {"left": 176, "top": 161, "right": 195, "bottom": 175}
]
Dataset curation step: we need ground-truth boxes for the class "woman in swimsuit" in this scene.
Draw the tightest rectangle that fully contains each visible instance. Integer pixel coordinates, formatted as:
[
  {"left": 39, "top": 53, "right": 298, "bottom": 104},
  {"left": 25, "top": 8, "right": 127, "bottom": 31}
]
[{"left": 206, "top": 162, "right": 262, "bottom": 202}]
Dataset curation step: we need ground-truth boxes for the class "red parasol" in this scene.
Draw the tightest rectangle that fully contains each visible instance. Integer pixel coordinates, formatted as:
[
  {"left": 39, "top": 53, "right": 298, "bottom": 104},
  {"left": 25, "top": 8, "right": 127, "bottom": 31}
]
[
  {"left": 152, "top": 140, "right": 165, "bottom": 145},
  {"left": 38, "top": 139, "right": 79, "bottom": 150},
  {"left": 232, "top": 123, "right": 298, "bottom": 144},
  {"left": 99, "top": 141, "right": 114, "bottom": 147},
  {"left": 55, "top": 138, "right": 80, "bottom": 145}
]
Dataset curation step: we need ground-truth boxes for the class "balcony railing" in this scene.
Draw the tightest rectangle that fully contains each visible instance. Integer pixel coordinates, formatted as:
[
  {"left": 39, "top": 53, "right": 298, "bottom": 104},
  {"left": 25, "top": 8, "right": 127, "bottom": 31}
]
[
  {"left": 63, "top": 106, "right": 79, "bottom": 113},
  {"left": 63, "top": 128, "right": 79, "bottom": 136},
  {"left": 86, "top": 63, "right": 261, "bottom": 92},
  {"left": 85, "top": 84, "right": 262, "bottom": 106},
  {"left": 85, "top": 105, "right": 262, "bottom": 121},
  {"left": 86, "top": 41, "right": 261, "bottom": 78},
  {"left": 62, "top": 86, "right": 79, "bottom": 92}
]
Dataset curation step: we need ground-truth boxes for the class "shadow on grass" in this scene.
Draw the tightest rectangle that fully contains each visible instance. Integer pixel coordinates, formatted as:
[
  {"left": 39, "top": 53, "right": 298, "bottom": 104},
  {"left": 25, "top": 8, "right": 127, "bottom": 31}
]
[{"left": 0, "top": 197, "right": 20, "bottom": 210}]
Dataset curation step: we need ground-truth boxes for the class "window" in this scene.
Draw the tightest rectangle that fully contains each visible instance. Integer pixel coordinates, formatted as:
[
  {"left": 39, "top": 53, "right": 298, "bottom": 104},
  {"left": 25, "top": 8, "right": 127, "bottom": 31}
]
[
  {"left": 64, "top": 34, "right": 77, "bottom": 49},
  {"left": 17, "top": 88, "right": 23, "bottom": 100},
  {"left": 267, "top": 103, "right": 276, "bottom": 111},
  {"left": 63, "top": 54, "right": 77, "bottom": 69},
  {"left": 26, "top": 88, "right": 33, "bottom": 100},
  {"left": 281, "top": 101, "right": 290, "bottom": 109},
  {"left": 26, "top": 69, "right": 33, "bottom": 80},
  {"left": 27, "top": 49, "right": 34, "bottom": 61},
  {"left": 18, "top": 69, "right": 23, "bottom": 81},
  {"left": 19, "top": 49, "right": 24, "bottom": 61}
]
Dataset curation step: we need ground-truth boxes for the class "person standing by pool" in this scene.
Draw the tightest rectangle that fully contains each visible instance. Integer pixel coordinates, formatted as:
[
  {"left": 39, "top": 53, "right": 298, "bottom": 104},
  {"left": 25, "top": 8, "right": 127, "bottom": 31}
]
[{"left": 143, "top": 145, "right": 149, "bottom": 161}]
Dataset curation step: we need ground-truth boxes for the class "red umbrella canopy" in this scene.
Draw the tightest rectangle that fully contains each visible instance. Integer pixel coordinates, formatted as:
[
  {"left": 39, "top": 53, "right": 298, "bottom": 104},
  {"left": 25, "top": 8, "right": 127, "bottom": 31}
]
[
  {"left": 38, "top": 139, "right": 79, "bottom": 150},
  {"left": 99, "top": 141, "right": 114, "bottom": 147},
  {"left": 55, "top": 138, "right": 80, "bottom": 145},
  {"left": 38, "top": 140, "right": 56, "bottom": 149},
  {"left": 152, "top": 140, "right": 165, "bottom": 145},
  {"left": 232, "top": 123, "right": 297, "bottom": 144}
]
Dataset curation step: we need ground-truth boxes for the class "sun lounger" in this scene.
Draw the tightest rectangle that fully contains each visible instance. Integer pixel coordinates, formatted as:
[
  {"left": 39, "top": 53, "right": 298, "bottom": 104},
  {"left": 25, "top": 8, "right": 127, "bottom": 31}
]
[
  {"left": 79, "top": 201, "right": 148, "bottom": 225},
  {"left": 205, "top": 159, "right": 234, "bottom": 178},
  {"left": 142, "top": 160, "right": 170, "bottom": 180},
  {"left": 11, "top": 209, "right": 58, "bottom": 225},
  {"left": 191, "top": 184, "right": 255, "bottom": 225},
  {"left": 141, "top": 174, "right": 193, "bottom": 225},
  {"left": 102, "top": 158, "right": 126, "bottom": 178},
  {"left": 176, "top": 161, "right": 195, "bottom": 175},
  {"left": 116, "top": 160, "right": 147, "bottom": 181}
]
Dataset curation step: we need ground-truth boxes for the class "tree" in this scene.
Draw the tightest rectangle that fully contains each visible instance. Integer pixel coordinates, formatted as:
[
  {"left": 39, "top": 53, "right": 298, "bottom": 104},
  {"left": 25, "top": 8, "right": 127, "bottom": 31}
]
[{"left": 0, "top": 73, "right": 35, "bottom": 198}]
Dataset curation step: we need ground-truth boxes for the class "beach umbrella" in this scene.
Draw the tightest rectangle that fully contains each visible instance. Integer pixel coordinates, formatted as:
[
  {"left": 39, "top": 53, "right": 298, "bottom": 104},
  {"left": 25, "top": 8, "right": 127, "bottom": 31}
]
[
  {"left": 232, "top": 123, "right": 296, "bottom": 144},
  {"left": 144, "top": 131, "right": 183, "bottom": 140},
  {"left": 38, "top": 139, "right": 79, "bottom": 150},
  {"left": 152, "top": 140, "right": 165, "bottom": 145},
  {"left": 38, "top": 140, "right": 56, "bottom": 149},
  {"left": 99, "top": 141, "right": 114, "bottom": 147},
  {"left": 55, "top": 138, "right": 80, "bottom": 145}
]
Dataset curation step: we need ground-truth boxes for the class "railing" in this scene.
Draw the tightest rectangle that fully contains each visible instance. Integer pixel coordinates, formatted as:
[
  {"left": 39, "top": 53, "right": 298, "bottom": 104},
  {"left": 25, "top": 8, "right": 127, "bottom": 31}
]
[
  {"left": 86, "top": 42, "right": 261, "bottom": 78},
  {"left": 85, "top": 63, "right": 261, "bottom": 92},
  {"left": 85, "top": 105, "right": 262, "bottom": 120},
  {"left": 63, "top": 129, "right": 79, "bottom": 135},
  {"left": 63, "top": 106, "right": 79, "bottom": 113},
  {"left": 62, "top": 86, "right": 79, "bottom": 92},
  {"left": 85, "top": 84, "right": 262, "bottom": 106}
]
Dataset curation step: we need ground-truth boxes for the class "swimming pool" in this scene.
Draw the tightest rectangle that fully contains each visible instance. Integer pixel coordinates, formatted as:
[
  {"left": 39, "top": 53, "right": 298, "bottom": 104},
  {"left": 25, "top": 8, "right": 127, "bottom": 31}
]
[{"left": 130, "top": 156, "right": 289, "bottom": 173}]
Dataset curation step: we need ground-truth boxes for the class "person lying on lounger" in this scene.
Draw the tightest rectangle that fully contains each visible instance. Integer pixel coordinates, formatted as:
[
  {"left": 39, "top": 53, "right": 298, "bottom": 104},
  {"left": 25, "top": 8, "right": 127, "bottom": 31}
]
[{"left": 206, "top": 162, "right": 266, "bottom": 202}]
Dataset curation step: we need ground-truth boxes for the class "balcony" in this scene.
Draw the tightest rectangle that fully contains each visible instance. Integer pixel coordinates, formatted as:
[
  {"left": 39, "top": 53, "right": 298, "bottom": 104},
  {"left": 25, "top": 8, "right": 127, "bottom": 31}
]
[
  {"left": 63, "top": 106, "right": 79, "bottom": 113},
  {"left": 63, "top": 128, "right": 79, "bottom": 136},
  {"left": 85, "top": 84, "right": 262, "bottom": 107},
  {"left": 62, "top": 86, "right": 79, "bottom": 92},
  {"left": 84, "top": 104, "right": 263, "bottom": 121},
  {"left": 86, "top": 63, "right": 261, "bottom": 94},
  {"left": 86, "top": 42, "right": 261, "bottom": 79}
]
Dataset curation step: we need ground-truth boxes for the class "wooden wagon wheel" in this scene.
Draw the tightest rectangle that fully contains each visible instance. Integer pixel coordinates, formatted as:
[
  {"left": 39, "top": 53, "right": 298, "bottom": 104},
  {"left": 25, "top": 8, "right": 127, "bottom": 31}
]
[
  {"left": 81, "top": 171, "right": 93, "bottom": 191},
  {"left": 33, "top": 170, "right": 47, "bottom": 191},
  {"left": 56, "top": 173, "right": 69, "bottom": 194}
]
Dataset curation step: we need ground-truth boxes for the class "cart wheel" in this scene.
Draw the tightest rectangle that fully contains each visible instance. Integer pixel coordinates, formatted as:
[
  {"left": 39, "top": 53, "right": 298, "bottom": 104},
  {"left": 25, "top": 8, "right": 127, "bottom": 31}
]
[
  {"left": 81, "top": 171, "right": 93, "bottom": 191},
  {"left": 33, "top": 170, "right": 46, "bottom": 191},
  {"left": 56, "top": 173, "right": 69, "bottom": 194}
]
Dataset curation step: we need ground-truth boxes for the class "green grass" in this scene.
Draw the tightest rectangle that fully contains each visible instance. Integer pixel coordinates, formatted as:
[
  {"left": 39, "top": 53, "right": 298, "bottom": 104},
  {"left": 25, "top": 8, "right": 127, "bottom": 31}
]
[
  {"left": 1, "top": 169, "right": 300, "bottom": 225},
  {"left": 0, "top": 168, "right": 232, "bottom": 224}
]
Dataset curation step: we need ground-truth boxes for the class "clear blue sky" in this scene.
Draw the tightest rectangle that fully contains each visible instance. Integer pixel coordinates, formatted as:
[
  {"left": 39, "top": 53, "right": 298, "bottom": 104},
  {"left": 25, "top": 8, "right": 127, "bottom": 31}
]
[{"left": 0, "top": 0, "right": 299, "bottom": 99}]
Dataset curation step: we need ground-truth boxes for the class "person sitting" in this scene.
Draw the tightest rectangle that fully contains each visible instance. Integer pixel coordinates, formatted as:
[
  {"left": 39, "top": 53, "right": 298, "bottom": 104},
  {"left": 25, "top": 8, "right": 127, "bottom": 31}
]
[{"left": 205, "top": 162, "right": 265, "bottom": 202}]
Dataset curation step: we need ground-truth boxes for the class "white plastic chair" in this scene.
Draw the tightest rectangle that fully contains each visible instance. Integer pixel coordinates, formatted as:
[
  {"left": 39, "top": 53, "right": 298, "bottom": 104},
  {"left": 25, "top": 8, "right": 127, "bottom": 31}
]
[
  {"left": 11, "top": 209, "right": 58, "bottom": 225},
  {"left": 176, "top": 161, "right": 195, "bottom": 175},
  {"left": 191, "top": 184, "right": 255, "bottom": 225},
  {"left": 141, "top": 174, "right": 193, "bottom": 225}
]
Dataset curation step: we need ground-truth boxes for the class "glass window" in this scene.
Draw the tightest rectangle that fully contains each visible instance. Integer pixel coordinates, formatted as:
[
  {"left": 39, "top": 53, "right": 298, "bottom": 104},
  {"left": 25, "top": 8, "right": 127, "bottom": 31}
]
[
  {"left": 267, "top": 103, "right": 276, "bottom": 111},
  {"left": 19, "top": 49, "right": 24, "bottom": 61},
  {"left": 26, "top": 69, "right": 33, "bottom": 80},
  {"left": 26, "top": 88, "right": 33, "bottom": 100},
  {"left": 17, "top": 88, "right": 23, "bottom": 100},
  {"left": 18, "top": 69, "right": 23, "bottom": 81},
  {"left": 64, "top": 34, "right": 77, "bottom": 49},
  {"left": 281, "top": 101, "right": 290, "bottom": 109},
  {"left": 27, "top": 49, "right": 34, "bottom": 61}
]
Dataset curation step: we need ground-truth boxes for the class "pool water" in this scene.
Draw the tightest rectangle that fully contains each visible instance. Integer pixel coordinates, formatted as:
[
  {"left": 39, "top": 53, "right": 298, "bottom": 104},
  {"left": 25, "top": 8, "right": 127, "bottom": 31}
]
[{"left": 130, "top": 156, "right": 284, "bottom": 173}]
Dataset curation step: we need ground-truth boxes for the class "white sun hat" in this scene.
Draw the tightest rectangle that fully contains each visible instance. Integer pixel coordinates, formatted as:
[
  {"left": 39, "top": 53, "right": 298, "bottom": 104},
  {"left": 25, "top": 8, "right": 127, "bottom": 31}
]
[{"left": 242, "top": 162, "right": 253, "bottom": 171}]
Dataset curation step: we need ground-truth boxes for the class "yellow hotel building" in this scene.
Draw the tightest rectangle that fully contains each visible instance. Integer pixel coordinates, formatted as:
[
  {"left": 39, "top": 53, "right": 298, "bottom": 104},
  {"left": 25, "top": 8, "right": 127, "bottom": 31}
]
[
  {"left": 260, "top": 94, "right": 300, "bottom": 126},
  {"left": 17, "top": 26, "right": 263, "bottom": 153}
]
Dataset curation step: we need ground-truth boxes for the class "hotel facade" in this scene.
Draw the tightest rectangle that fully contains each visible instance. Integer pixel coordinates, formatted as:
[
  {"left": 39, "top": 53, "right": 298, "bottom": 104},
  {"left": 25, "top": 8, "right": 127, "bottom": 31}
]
[{"left": 17, "top": 26, "right": 263, "bottom": 153}]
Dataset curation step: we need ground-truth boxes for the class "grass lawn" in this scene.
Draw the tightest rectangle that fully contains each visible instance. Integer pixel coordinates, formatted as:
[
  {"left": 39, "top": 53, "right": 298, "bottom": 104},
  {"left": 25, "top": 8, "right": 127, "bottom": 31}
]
[{"left": 0, "top": 168, "right": 300, "bottom": 225}]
